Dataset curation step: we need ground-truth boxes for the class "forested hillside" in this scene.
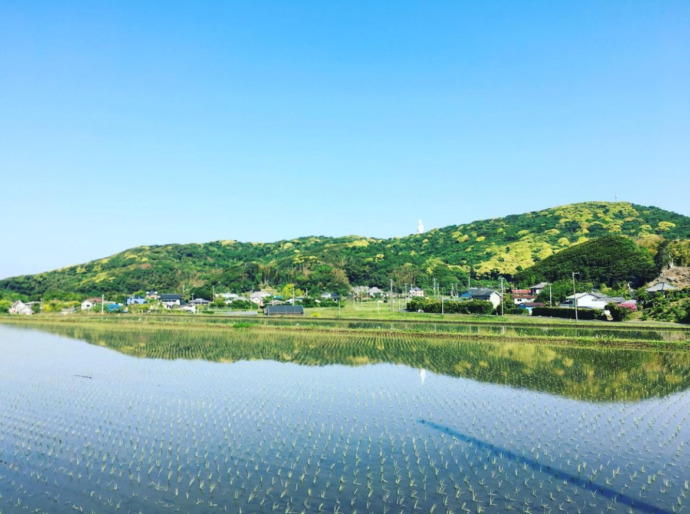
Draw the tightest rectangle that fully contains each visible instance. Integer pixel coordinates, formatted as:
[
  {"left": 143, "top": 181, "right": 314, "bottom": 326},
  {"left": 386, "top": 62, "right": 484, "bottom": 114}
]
[
  {"left": 513, "top": 236, "right": 658, "bottom": 288},
  {"left": 2, "top": 202, "right": 689, "bottom": 299}
]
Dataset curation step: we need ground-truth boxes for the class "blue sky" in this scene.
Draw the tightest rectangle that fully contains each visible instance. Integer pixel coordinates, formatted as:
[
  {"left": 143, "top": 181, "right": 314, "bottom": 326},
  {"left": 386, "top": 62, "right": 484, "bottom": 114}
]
[{"left": 1, "top": 1, "right": 688, "bottom": 279}]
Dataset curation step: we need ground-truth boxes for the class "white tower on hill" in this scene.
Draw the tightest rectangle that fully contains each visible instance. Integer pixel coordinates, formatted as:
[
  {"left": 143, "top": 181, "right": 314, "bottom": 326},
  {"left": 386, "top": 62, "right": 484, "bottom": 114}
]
[{"left": 417, "top": 219, "right": 425, "bottom": 234}]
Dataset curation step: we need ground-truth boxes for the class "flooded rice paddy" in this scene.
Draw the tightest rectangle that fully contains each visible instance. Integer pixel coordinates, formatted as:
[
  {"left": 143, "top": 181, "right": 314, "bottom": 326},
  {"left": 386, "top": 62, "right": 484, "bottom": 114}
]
[{"left": 0, "top": 323, "right": 688, "bottom": 513}]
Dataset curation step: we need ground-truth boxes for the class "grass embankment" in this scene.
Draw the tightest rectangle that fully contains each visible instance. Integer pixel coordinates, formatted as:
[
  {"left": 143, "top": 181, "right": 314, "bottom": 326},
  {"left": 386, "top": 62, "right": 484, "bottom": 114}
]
[{"left": 1, "top": 312, "right": 688, "bottom": 350}]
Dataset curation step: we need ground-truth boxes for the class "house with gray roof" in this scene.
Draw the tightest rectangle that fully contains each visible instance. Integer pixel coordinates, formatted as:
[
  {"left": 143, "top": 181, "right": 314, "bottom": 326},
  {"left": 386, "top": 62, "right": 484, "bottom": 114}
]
[
  {"left": 467, "top": 288, "right": 502, "bottom": 309},
  {"left": 646, "top": 282, "right": 677, "bottom": 294},
  {"left": 263, "top": 305, "right": 304, "bottom": 316}
]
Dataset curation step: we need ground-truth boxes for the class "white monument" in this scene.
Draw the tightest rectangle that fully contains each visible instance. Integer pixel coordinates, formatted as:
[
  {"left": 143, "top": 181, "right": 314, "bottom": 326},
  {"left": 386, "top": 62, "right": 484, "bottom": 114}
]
[{"left": 417, "top": 219, "right": 425, "bottom": 234}]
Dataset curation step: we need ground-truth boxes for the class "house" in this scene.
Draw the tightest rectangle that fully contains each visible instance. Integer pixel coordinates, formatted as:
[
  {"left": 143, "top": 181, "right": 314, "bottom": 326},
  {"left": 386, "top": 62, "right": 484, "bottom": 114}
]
[
  {"left": 190, "top": 298, "right": 211, "bottom": 306},
  {"left": 511, "top": 289, "right": 535, "bottom": 305},
  {"left": 467, "top": 288, "right": 502, "bottom": 309},
  {"left": 106, "top": 303, "right": 123, "bottom": 313},
  {"left": 9, "top": 301, "right": 33, "bottom": 315},
  {"left": 518, "top": 302, "right": 545, "bottom": 315},
  {"left": 126, "top": 295, "right": 147, "bottom": 306},
  {"left": 249, "top": 291, "right": 272, "bottom": 306},
  {"left": 218, "top": 292, "right": 239, "bottom": 300},
  {"left": 320, "top": 292, "right": 333, "bottom": 299},
  {"left": 145, "top": 290, "right": 159, "bottom": 299},
  {"left": 409, "top": 287, "right": 425, "bottom": 298},
  {"left": 81, "top": 297, "right": 102, "bottom": 311},
  {"left": 160, "top": 294, "right": 183, "bottom": 307},
  {"left": 352, "top": 286, "right": 370, "bottom": 297},
  {"left": 179, "top": 304, "right": 196, "bottom": 313},
  {"left": 560, "top": 292, "right": 626, "bottom": 310},
  {"left": 646, "top": 282, "right": 677, "bottom": 294},
  {"left": 368, "top": 287, "right": 384, "bottom": 297},
  {"left": 263, "top": 305, "right": 305, "bottom": 316},
  {"left": 530, "top": 282, "right": 549, "bottom": 296}
]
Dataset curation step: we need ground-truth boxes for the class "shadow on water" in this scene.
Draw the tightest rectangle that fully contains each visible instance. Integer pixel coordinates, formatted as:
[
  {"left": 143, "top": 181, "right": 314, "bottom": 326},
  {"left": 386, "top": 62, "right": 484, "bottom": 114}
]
[{"left": 419, "top": 419, "right": 671, "bottom": 514}]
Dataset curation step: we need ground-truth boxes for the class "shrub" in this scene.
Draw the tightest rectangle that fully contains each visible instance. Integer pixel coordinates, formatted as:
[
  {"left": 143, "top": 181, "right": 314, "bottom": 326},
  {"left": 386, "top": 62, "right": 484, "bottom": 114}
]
[
  {"left": 605, "top": 302, "right": 632, "bottom": 322},
  {"left": 531, "top": 306, "right": 604, "bottom": 320},
  {"left": 407, "top": 299, "right": 494, "bottom": 315}
]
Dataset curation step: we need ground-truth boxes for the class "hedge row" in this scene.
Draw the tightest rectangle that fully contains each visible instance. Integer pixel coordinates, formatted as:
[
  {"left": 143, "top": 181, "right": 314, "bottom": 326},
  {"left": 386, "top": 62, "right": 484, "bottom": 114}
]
[
  {"left": 531, "top": 306, "right": 605, "bottom": 320},
  {"left": 407, "top": 299, "right": 494, "bottom": 315}
]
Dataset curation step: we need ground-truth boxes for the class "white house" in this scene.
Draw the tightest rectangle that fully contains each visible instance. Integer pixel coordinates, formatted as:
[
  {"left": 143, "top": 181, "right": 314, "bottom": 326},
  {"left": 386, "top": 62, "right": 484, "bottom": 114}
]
[
  {"left": 249, "top": 291, "right": 272, "bottom": 306},
  {"left": 81, "top": 297, "right": 103, "bottom": 311},
  {"left": 160, "top": 294, "right": 183, "bottom": 307},
  {"left": 511, "top": 289, "right": 535, "bottom": 305},
  {"left": 409, "top": 287, "right": 425, "bottom": 298},
  {"left": 468, "top": 288, "right": 502, "bottom": 309},
  {"left": 560, "top": 292, "right": 626, "bottom": 310},
  {"left": 9, "top": 301, "right": 33, "bottom": 315},
  {"left": 368, "top": 287, "right": 384, "bottom": 297}
]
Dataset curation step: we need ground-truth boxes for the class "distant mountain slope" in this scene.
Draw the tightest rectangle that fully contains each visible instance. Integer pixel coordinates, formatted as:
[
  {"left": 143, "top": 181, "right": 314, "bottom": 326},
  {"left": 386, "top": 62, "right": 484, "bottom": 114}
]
[{"left": 2, "top": 202, "right": 689, "bottom": 299}]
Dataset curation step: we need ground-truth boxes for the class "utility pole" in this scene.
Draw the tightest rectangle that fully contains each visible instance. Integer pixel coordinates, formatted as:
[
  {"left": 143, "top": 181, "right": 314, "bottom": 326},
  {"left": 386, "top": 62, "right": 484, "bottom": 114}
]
[
  {"left": 101, "top": 294, "right": 104, "bottom": 315},
  {"left": 499, "top": 277, "right": 504, "bottom": 316},
  {"left": 572, "top": 272, "right": 579, "bottom": 322},
  {"left": 549, "top": 283, "right": 552, "bottom": 307},
  {"left": 441, "top": 291, "right": 444, "bottom": 315}
]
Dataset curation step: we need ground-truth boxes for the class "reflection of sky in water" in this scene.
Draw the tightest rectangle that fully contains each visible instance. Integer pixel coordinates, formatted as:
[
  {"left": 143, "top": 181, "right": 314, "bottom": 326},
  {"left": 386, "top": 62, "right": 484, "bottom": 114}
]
[{"left": 0, "top": 325, "right": 687, "bottom": 513}]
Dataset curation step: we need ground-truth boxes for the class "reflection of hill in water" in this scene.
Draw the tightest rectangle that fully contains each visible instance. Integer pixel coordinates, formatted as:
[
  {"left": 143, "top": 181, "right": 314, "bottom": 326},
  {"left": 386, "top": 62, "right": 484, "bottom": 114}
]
[{"left": 34, "top": 324, "right": 690, "bottom": 403}]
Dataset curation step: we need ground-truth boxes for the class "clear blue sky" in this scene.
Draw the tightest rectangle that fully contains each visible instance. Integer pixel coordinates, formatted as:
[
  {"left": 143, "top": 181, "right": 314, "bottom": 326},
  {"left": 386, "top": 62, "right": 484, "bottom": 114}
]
[{"left": 1, "top": 1, "right": 688, "bottom": 279}]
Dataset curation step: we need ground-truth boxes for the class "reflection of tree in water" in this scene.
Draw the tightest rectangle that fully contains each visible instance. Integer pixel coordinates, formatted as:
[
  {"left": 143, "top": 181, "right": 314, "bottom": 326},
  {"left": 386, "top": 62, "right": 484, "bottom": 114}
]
[{"left": 29, "top": 324, "right": 690, "bottom": 403}]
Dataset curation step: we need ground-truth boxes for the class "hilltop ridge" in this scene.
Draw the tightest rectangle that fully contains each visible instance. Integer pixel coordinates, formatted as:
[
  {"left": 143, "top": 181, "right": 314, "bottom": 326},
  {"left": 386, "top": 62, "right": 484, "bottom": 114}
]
[{"left": 1, "top": 201, "right": 689, "bottom": 299}]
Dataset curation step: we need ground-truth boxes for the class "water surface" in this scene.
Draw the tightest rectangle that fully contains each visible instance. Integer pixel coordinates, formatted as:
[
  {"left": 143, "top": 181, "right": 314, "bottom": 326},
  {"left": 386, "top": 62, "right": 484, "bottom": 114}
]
[{"left": 0, "top": 324, "right": 688, "bottom": 513}]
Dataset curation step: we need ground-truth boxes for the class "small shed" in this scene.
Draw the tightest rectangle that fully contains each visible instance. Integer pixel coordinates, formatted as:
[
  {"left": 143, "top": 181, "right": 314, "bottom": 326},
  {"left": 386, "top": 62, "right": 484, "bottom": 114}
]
[{"left": 263, "top": 305, "right": 305, "bottom": 316}]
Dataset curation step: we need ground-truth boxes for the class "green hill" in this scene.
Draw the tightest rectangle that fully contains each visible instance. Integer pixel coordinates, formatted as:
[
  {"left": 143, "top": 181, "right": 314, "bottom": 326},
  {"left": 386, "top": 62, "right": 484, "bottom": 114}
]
[
  {"left": 2, "top": 202, "right": 689, "bottom": 299},
  {"left": 513, "top": 235, "right": 658, "bottom": 289}
]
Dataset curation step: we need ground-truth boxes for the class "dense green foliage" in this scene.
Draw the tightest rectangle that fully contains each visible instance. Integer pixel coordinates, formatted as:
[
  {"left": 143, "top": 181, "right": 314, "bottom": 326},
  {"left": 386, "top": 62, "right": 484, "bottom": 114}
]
[
  {"left": 531, "top": 306, "right": 604, "bottom": 320},
  {"left": 515, "top": 235, "right": 657, "bottom": 288},
  {"left": 1, "top": 202, "right": 688, "bottom": 300},
  {"left": 640, "top": 287, "right": 690, "bottom": 324},
  {"left": 606, "top": 302, "right": 633, "bottom": 322},
  {"left": 406, "top": 299, "right": 495, "bottom": 314}
]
